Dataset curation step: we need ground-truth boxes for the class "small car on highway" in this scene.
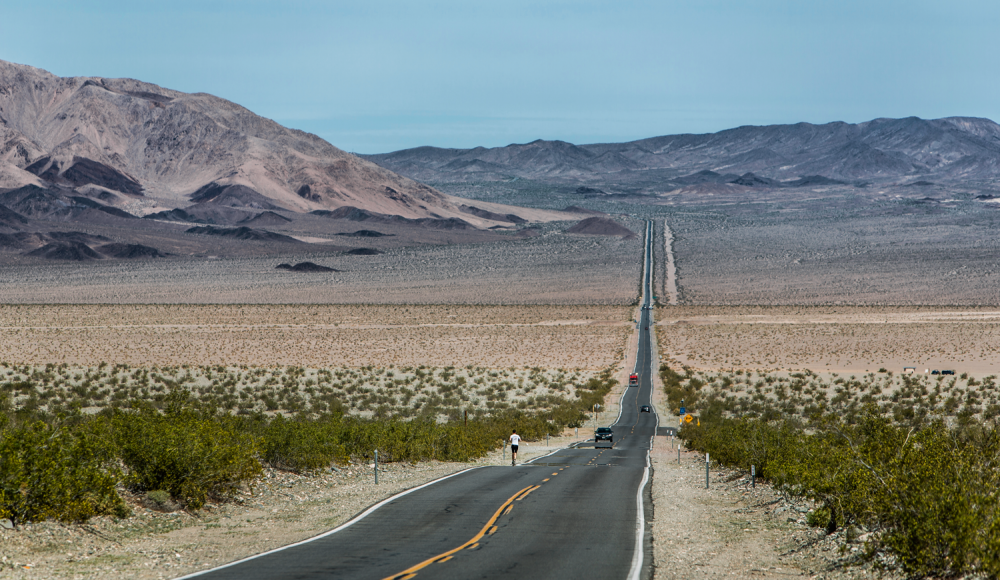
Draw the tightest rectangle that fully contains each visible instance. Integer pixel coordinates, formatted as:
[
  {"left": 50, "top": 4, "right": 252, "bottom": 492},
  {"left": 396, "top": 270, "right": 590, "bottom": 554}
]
[
  {"left": 595, "top": 427, "right": 613, "bottom": 444},
  {"left": 640, "top": 405, "right": 651, "bottom": 413}
]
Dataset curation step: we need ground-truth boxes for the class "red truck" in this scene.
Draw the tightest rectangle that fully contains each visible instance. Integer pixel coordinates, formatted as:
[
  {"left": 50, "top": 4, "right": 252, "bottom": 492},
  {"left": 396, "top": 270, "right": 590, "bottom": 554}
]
[{"left": 628, "top": 373, "right": 639, "bottom": 387}]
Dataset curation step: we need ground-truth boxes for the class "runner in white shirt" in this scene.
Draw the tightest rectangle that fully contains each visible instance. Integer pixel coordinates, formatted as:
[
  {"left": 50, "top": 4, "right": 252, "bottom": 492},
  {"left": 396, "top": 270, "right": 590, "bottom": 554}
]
[{"left": 509, "top": 430, "right": 520, "bottom": 465}]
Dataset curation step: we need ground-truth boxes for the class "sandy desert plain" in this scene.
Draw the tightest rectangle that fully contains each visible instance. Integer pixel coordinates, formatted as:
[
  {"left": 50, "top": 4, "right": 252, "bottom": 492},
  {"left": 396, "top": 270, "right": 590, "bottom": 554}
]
[
  {"left": 7, "top": 298, "right": 1000, "bottom": 579},
  {"left": 4, "top": 215, "right": 1000, "bottom": 578}
]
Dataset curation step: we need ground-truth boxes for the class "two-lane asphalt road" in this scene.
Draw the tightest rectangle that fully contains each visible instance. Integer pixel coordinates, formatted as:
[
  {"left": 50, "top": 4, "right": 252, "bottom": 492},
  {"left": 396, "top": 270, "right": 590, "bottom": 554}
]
[{"left": 184, "top": 220, "right": 659, "bottom": 580}]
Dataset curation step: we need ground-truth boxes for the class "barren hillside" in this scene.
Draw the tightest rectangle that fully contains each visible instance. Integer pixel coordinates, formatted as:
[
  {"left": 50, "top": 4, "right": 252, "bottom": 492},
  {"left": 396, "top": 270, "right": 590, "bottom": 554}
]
[{"left": 0, "top": 59, "right": 561, "bottom": 222}]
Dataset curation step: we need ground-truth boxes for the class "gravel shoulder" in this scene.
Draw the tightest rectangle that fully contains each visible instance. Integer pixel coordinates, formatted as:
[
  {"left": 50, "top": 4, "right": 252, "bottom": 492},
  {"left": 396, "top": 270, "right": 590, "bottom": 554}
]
[{"left": 650, "top": 440, "right": 888, "bottom": 580}]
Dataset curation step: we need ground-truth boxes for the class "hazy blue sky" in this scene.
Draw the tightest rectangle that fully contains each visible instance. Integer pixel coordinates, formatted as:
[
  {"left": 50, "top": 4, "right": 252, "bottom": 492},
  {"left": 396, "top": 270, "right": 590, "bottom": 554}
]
[{"left": 2, "top": 1, "right": 997, "bottom": 153}]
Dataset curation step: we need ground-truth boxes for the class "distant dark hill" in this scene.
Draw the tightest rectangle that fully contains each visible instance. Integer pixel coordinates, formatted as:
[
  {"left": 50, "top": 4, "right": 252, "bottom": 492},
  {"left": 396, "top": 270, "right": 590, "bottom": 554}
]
[
  {"left": 97, "top": 243, "right": 167, "bottom": 258},
  {"left": 785, "top": 175, "right": 846, "bottom": 187},
  {"left": 190, "top": 182, "right": 283, "bottom": 210},
  {"left": 312, "top": 206, "right": 477, "bottom": 230},
  {"left": 334, "top": 229, "right": 394, "bottom": 238},
  {"left": 0, "top": 185, "right": 133, "bottom": 220},
  {"left": 730, "top": 173, "right": 782, "bottom": 187},
  {"left": 565, "top": 217, "right": 636, "bottom": 238},
  {"left": 0, "top": 203, "right": 29, "bottom": 228},
  {"left": 458, "top": 204, "right": 526, "bottom": 224},
  {"left": 344, "top": 247, "right": 383, "bottom": 255},
  {"left": 145, "top": 204, "right": 255, "bottom": 225},
  {"left": 276, "top": 262, "right": 338, "bottom": 272},
  {"left": 674, "top": 170, "right": 738, "bottom": 185},
  {"left": 185, "top": 226, "right": 302, "bottom": 243},
  {"left": 26, "top": 156, "right": 144, "bottom": 196},
  {"left": 0, "top": 232, "right": 48, "bottom": 250},
  {"left": 365, "top": 116, "right": 1000, "bottom": 184},
  {"left": 239, "top": 211, "right": 292, "bottom": 226},
  {"left": 27, "top": 241, "right": 102, "bottom": 261}
]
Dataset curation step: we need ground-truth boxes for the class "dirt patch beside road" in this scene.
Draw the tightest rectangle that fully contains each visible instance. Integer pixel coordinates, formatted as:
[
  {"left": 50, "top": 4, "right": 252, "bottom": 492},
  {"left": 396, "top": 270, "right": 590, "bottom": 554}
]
[{"left": 650, "top": 438, "right": 885, "bottom": 579}]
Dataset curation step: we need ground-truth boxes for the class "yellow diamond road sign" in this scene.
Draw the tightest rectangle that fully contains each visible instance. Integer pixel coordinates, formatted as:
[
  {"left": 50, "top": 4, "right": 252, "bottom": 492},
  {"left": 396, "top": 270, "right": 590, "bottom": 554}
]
[{"left": 683, "top": 413, "right": 694, "bottom": 423}]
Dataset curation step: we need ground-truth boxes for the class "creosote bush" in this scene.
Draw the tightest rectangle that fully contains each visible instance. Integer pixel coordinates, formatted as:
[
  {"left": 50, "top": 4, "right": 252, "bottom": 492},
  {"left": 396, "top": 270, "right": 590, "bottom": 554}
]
[
  {"left": 0, "top": 418, "right": 128, "bottom": 524},
  {"left": 665, "top": 360, "right": 1000, "bottom": 579},
  {"left": 0, "top": 366, "right": 617, "bottom": 522}
]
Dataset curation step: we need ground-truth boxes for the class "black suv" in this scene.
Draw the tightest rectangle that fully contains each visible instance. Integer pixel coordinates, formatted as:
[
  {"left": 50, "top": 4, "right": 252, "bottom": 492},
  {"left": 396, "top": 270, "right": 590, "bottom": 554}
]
[
  {"left": 640, "top": 405, "right": 651, "bottom": 413},
  {"left": 595, "top": 427, "right": 613, "bottom": 443}
]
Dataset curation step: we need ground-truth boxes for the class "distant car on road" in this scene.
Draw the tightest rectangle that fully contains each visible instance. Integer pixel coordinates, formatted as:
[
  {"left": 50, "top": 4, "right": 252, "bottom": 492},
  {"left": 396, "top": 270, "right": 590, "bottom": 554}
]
[
  {"left": 942, "top": 370, "right": 955, "bottom": 375},
  {"left": 640, "top": 405, "right": 651, "bottom": 413},
  {"left": 595, "top": 427, "right": 613, "bottom": 444},
  {"left": 931, "top": 370, "right": 940, "bottom": 375}
]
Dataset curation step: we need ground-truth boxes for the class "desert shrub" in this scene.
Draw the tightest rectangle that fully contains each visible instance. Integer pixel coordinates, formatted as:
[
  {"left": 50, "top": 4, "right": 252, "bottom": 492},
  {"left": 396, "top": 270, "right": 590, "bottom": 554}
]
[
  {"left": 251, "top": 413, "right": 346, "bottom": 472},
  {"left": 0, "top": 420, "right": 128, "bottom": 524},
  {"left": 659, "top": 364, "right": 699, "bottom": 413},
  {"left": 111, "top": 406, "right": 261, "bottom": 509},
  {"left": 682, "top": 410, "right": 1000, "bottom": 578}
]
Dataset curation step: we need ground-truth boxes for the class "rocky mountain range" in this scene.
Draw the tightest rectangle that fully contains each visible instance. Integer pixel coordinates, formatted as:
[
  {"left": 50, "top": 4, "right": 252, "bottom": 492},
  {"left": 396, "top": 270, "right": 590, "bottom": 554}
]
[
  {"left": 0, "top": 59, "right": 538, "bottom": 222},
  {"left": 0, "top": 60, "right": 590, "bottom": 264},
  {"left": 364, "top": 117, "right": 1000, "bottom": 187}
]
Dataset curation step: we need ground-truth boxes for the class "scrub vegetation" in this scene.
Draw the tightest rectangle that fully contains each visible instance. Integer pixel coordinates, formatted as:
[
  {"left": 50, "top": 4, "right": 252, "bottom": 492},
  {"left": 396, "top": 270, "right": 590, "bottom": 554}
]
[
  {"left": 0, "top": 362, "right": 616, "bottom": 525},
  {"left": 666, "top": 364, "right": 1000, "bottom": 578}
]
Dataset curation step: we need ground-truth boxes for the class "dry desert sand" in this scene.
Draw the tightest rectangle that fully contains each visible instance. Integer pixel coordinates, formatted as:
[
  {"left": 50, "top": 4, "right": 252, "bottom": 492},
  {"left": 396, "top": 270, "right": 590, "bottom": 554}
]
[
  {"left": 4, "top": 303, "right": 982, "bottom": 579},
  {"left": 657, "top": 305, "right": 1000, "bottom": 375},
  {"left": 0, "top": 304, "right": 630, "bottom": 369}
]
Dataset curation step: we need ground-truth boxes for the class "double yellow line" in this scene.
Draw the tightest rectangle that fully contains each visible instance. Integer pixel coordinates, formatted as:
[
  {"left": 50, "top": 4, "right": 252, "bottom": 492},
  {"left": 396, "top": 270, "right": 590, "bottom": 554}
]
[{"left": 383, "top": 484, "right": 541, "bottom": 580}]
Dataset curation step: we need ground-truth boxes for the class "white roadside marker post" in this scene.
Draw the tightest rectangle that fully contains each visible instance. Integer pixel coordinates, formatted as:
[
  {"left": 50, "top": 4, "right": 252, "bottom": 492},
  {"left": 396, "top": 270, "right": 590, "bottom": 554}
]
[
  {"left": 705, "top": 453, "right": 710, "bottom": 489},
  {"left": 374, "top": 450, "right": 379, "bottom": 485}
]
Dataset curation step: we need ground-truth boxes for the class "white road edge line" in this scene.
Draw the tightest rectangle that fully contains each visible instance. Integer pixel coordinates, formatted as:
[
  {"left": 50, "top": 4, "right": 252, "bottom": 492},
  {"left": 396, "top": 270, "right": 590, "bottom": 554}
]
[
  {"left": 627, "top": 220, "right": 654, "bottom": 580},
  {"left": 628, "top": 410, "right": 657, "bottom": 580},
  {"left": 174, "top": 466, "right": 483, "bottom": 579}
]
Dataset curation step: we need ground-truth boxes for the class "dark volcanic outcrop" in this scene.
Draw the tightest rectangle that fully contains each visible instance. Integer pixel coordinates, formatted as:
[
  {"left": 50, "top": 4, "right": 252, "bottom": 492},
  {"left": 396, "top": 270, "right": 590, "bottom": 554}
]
[
  {"left": 344, "top": 248, "right": 383, "bottom": 255},
  {"left": 238, "top": 211, "right": 292, "bottom": 226},
  {"left": 185, "top": 226, "right": 302, "bottom": 243},
  {"left": 0, "top": 185, "right": 133, "bottom": 220},
  {"left": 25, "top": 156, "right": 144, "bottom": 195},
  {"left": 730, "top": 173, "right": 782, "bottom": 187},
  {"left": 0, "top": 232, "right": 48, "bottom": 250},
  {"left": 312, "top": 206, "right": 476, "bottom": 230},
  {"left": 458, "top": 204, "right": 526, "bottom": 224},
  {"left": 0, "top": 203, "right": 29, "bottom": 228},
  {"left": 27, "top": 241, "right": 102, "bottom": 261},
  {"left": 97, "top": 243, "right": 167, "bottom": 258},
  {"left": 275, "top": 262, "right": 338, "bottom": 272},
  {"left": 565, "top": 217, "right": 636, "bottom": 238},
  {"left": 189, "top": 183, "right": 283, "bottom": 210},
  {"left": 144, "top": 205, "right": 254, "bottom": 226},
  {"left": 334, "top": 229, "right": 394, "bottom": 238}
]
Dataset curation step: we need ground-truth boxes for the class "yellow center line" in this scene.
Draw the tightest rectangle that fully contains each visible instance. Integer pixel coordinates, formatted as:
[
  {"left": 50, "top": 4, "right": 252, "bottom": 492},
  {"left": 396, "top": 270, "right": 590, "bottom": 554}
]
[
  {"left": 515, "top": 485, "right": 541, "bottom": 501},
  {"left": 382, "top": 485, "right": 534, "bottom": 580},
  {"left": 543, "top": 478, "right": 550, "bottom": 482}
]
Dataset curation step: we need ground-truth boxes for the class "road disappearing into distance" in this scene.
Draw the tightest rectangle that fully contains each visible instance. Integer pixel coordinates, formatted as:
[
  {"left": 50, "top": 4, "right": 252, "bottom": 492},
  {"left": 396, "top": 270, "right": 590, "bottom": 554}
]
[{"left": 184, "top": 221, "right": 660, "bottom": 580}]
